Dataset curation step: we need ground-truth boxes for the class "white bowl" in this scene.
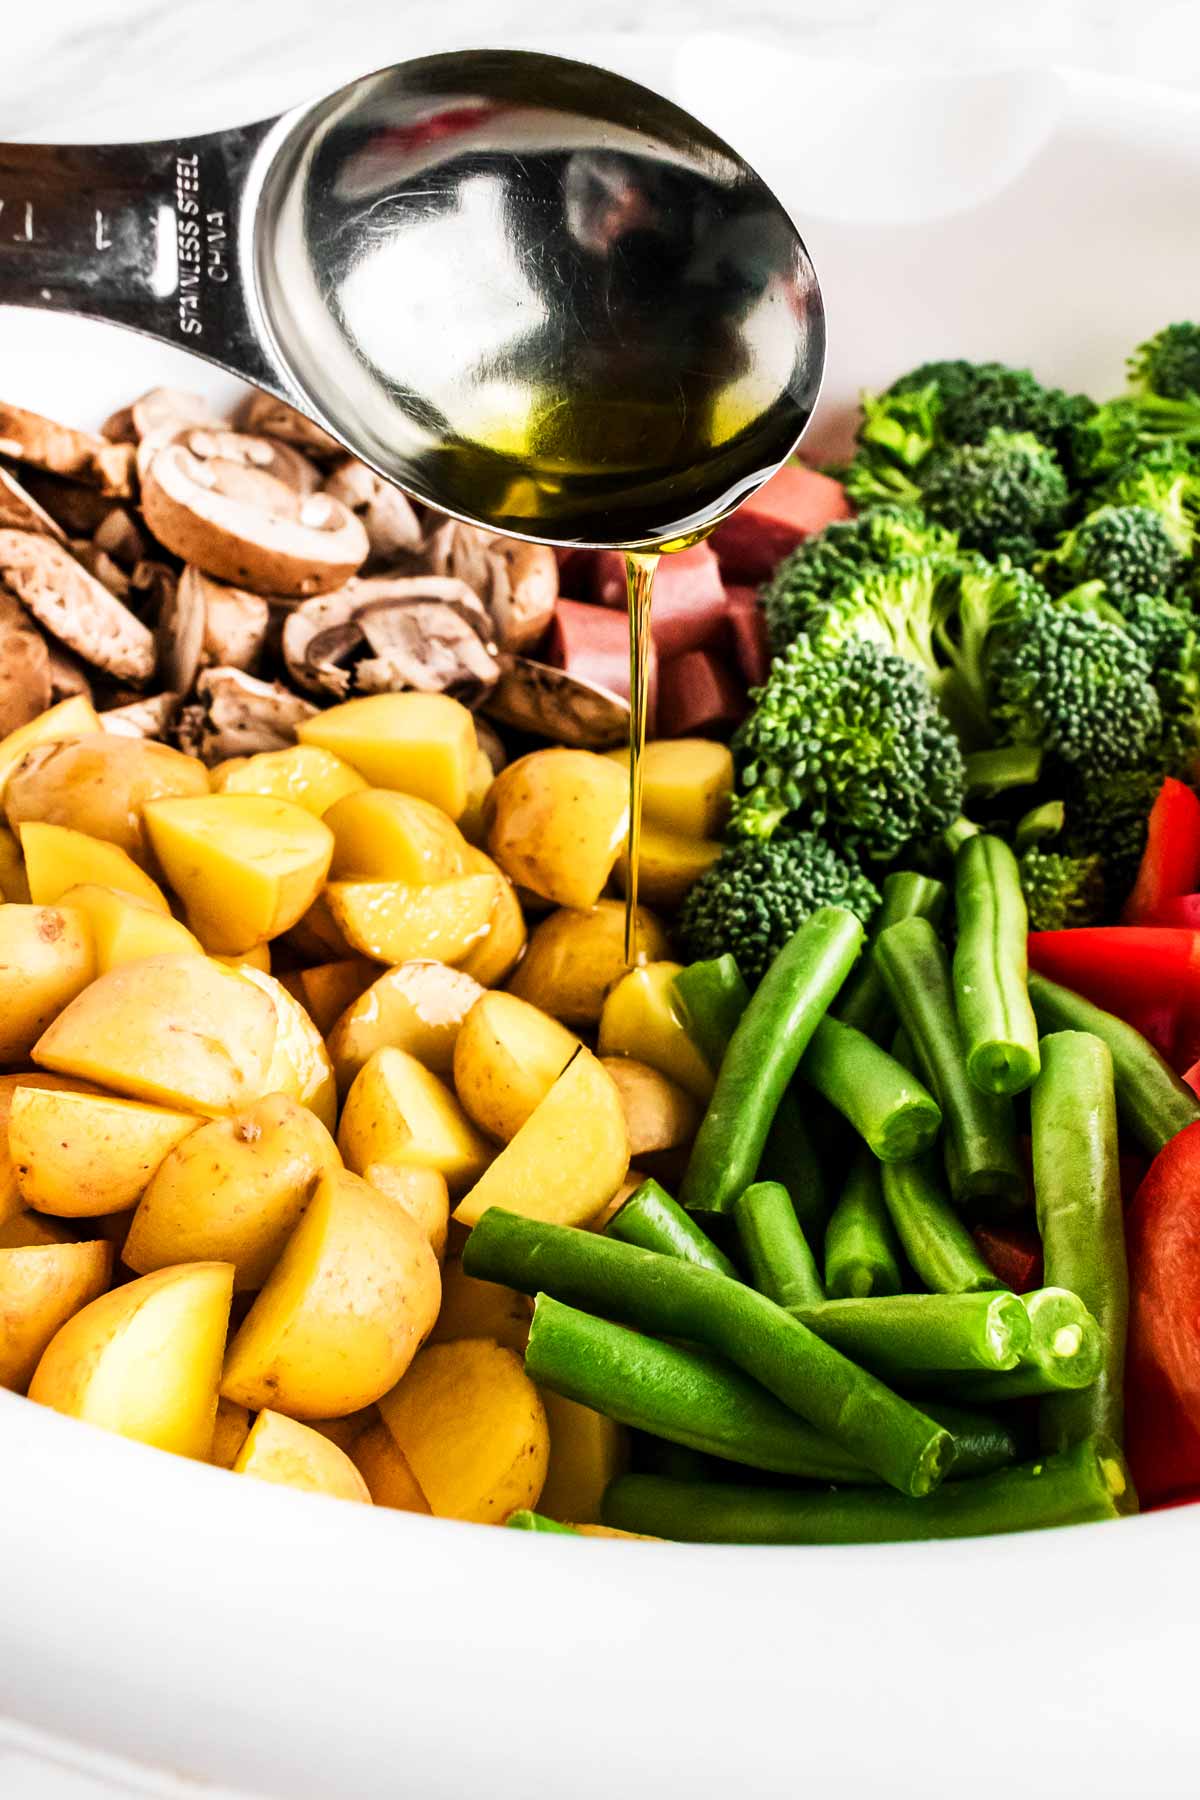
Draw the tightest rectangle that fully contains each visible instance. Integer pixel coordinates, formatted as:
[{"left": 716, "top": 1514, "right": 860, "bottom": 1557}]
[{"left": 2, "top": 39, "right": 1200, "bottom": 1800}]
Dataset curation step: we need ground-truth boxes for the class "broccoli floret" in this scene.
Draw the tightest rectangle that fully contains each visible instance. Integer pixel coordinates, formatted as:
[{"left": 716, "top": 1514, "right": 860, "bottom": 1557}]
[
  {"left": 729, "top": 635, "right": 966, "bottom": 861},
  {"left": 932, "top": 553, "right": 1051, "bottom": 742},
  {"left": 1042, "top": 504, "right": 1186, "bottom": 605},
  {"left": 888, "top": 359, "right": 1095, "bottom": 464},
  {"left": 759, "top": 506, "right": 956, "bottom": 654},
  {"left": 1095, "top": 443, "right": 1200, "bottom": 555},
  {"left": 1018, "top": 845, "right": 1106, "bottom": 931},
  {"left": 988, "top": 596, "right": 1161, "bottom": 775},
  {"left": 1063, "top": 768, "right": 1165, "bottom": 907},
  {"left": 803, "top": 553, "right": 947, "bottom": 686},
  {"left": 1124, "top": 596, "right": 1200, "bottom": 777},
  {"left": 1129, "top": 323, "right": 1200, "bottom": 401},
  {"left": 857, "top": 384, "right": 942, "bottom": 470},
  {"left": 1073, "top": 403, "right": 1200, "bottom": 481},
  {"left": 677, "top": 832, "right": 881, "bottom": 983},
  {"left": 918, "top": 429, "right": 1070, "bottom": 564}
]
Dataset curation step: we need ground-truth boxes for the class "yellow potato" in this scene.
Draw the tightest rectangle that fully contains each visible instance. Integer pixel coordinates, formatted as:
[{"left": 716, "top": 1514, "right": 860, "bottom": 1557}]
[
  {"left": 5, "top": 733, "right": 208, "bottom": 864},
  {"left": 485, "top": 748, "right": 629, "bottom": 910},
  {"left": 606, "top": 738, "right": 733, "bottom": 839},
  {"left": 0, "top": 693, "right": 100, "bottom": 799},
  {"left": 459, "top": 748, "right": 495, "bottom": 847},
  {"left": 378, "top": 1339, "right": 548, "bottom": 1523},
  {"left": 143, "top": 794, "right": 334, "bottom": 953},
  {"left": 233, "top": 1408, "right": 371, "bottom": 1504},
  {"left": 123, "top": 1092, "right": 340, "bottom": 1290},
  {"left": 599, "top": 1057, "right": 701, "bottom": 1155},
  {"left": 34, "top": 953, "right": 279, "bottom": 1116},
  {"left": 29, "top": 1261, "right": 233, "bottom": 1458},
  {"left": 0, "top": 904, "right": 94, "bottom": 1063},
  {"left": 221, "top": 1167, "right": 441, "bottom": 1418},
  {"left": 9, "top": 1087, "right": 197, "bottom": 1217},
  {"left": 0, "top": 1239, "right": 112, "bottom": 1392},
  {"left": 428, "top": 1257, "right": 532, "bottom": 1353},
  {"left": 0, "top": 826, "right": 29, "bottom": 902},
  {"left": 285, "top": 892, "right": 354, "bottom": 962},
  {"left": 235, "top": 966, "right": 338, "bottom": 1132},
  {"left": 453, "top": 991, "right": 579, "bottom": 1144},
  {"left": 0, "top": 1072, "right": 100, "bottom": 1225},
  {"left": 588, "top": 1168, "right": 650, "bottom": 1235},
  {"left": 325, "top": 788, "right": 468, "bottom": 882},
  {"left": 507, "top": 901, "right": 671, "bottom": 1025},
  {"left": 211, "top": 745, "right": 367, "bottom": 816},
  {"left": 19, "top": 822, "right": 170, "bottom": 912},
  {"left": 0, "top": 1210, "right": 76, "bottom": 1248},
  {"left": 217, "top": 943, "right": 272, "bottom": 974},
  {"left": 455, "top": 848, "right": 527, "bottom": 988},
  {"left": 327, "top": 961, "right": 484, "bottom": 1095},
  {"left": 351, "top": 1419, "right": 431, "bottom": 1512},
  {"left": 598, "top": 962, "right": 715, "bottom": 1103},
  {"left": 297, "top": 693, "right": 478, "bottom": 820},
  {"left": 537, "top": 1391, "right": 628, "bottom": 1527},
  {"left": 616, "top": 824, "right": 723, "bottom": 909},
  {"left": 362, "top": 1162, "right": 450, "bottom": 1263},
  {"left": 290, "top": 958, "right": 377, "bottom": 1037},
  {"left": 307, "top": 1409, "right": 376, "bottom": 1453},
  {"left": 338, "top": 1048, "right": 492, "bottom": 1197},
  {"left": 210, "top": 1396, "right": 252, "bottom": 1469},
  {"left": 453, "top": 1048, "right": 628, "bottom": 1230},
  {"left": 61, "top": 883, "right": 203, "bottom": 972},
  {"left": 324, "top": 874, "right": 498, "bottom": 966}
]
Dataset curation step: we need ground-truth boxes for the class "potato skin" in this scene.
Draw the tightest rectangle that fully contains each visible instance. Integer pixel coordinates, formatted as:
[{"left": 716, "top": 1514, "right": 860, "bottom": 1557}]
[
  {"left": 6, "top": 734, "right": 208, "bottom": 864},
  {"left": 326, "top": 961, "right": 484, "bottom": 1096},
  {"left": 485, "top": 749, "right": 629, "bottom": 910},
  {"left": 600, "top": 1057, "right": 701, "bottom": 1155},
  {"left": 507, "top": 901, "right": 671, "bottom": 1026},
  {"left": 453, "top": 991, "right": 580, "bottom": 1144},
  {"left": 0, "top": 904, "right": 95, "bottom": 1063},
  {"left": 0, "top": 1239, "right": 112, "bottom": 1392}
]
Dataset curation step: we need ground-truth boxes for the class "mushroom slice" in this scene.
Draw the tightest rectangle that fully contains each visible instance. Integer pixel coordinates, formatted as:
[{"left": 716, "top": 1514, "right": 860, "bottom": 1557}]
[
  {"left": 323, "top": 457, "right": 422, "bottom": 564},
  {"left": 0, "top": 401, "right": 135, "bottom": 496},
  {"left": 425, "top": 517, "right": 557, "bottom": 650},
  {"left": 100, "top": 692, "right": 179, "bottom": 740},
  {"left": 0, "top": 467, "right": 66, "bottom": 540},
  {"left": 190, "top": 666, "right": 318, "bottom": 763},
  {"left": 0, "top": 530, "right": 155, "bottom": 683},
  {"left": 93, "top": 507, "right": 150, "bottom": 569},
  {"left": 159, "top": 564, "right": 270, "bottom": 694},
  {"left": 45, "top": 641, "right": 93, "bottom": 703},
  {"left": 483, "top": 654, "right": 630, "bottom": 750},
  {"left": 131, "top": 388, "right": 221, "bottom": 442},
  {"left": 282, "top": 575, "right": 496, "bottom": 698},
  {"left": 17, "top": 471, "right": 116, "bottom": 536},
  {"left": 0, "top": 590, "right": 51, "bottom": 733},
  {"left": 354, "top": 601, "right": 499, "bottom": 700},
  {"left": 69, "top": 541, "right": 132, "bottom": 602},
  {"left": 176, "top": 427, "right": 322, "bottom": 495},
  {"left": 234, "top": 393, "right": 343, "bottom": 460},
  {"left": 140, "top": 444, "right": 368, "bottom": 597}
]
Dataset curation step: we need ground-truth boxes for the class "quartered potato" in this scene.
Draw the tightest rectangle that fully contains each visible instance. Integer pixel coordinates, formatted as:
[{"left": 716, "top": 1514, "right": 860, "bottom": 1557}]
[
  {"left": 324, "top": 873, "right": 499, "bottom": 966},
  {"left": 507, "top": 900, "right": 671, "bottom": 1025},
  {"left": 19, "top": 822, "right": 170, "bottom": 911},
  {"left": 233, "top": 1409, "right": 372, "bottom": 1504},
  {"left": 600, "top": 1057, "right": 701, "bottom": 1155},
  {"left": 606, "top": 738, "right": 733, "bottom": 839},
  {"left": 326, "top": 960, "right": 485, "bottom": 1094},
  {"left": 362, "top": 1162, "right": 450, "bottom": 1264},
  {"left": 325, "top": 788, "right": 468, "bottom": 882},
  {"left": 452, "top": 991, "right": 579, "bottom": 1144},
  {"left": 235, "top": 966, "right": 338, "bottom": 1131},
  {"left": 0, "top": 904, "right": 94, "bottom": 1062},
  {"left": 0, "top": 1239, "right": 112, "bottom": 1393},
  {"left": 454, "top": 848, "right": 527, "bottom": 988},
  {"left": 8, "top": 1088, "right": 197, "bottom": 1217},
  {"left": 0, "top": 693, "right": 100, "bottom": 799},
  {"left": 338, "top": 1047, "right": 492, "bottom": 1197},
  {"left": 428, "top": 1257, "right": 533, "bottom": 1354},
  {"left": 5, "top": 733, "right": 209, "bottom": 864},
  {"left": 60, "top": 884, "right": 203, "bottom": 972},
  {"left": 210, "top": 744, "right": 367, "bottom": 816},
  {"left": 297, "top": 693, "right": 478, "bottom": 820},
  {"left": 598, "top": 962, "right": 715, "bottom": 1104},
  {"left": 485, "top": 748, "right": 629, "bottom": 910},
  {"left": 537, "top": 1391, "right": 629, "bottom": 1527},
  {"left": 614, "top": 823, "right": 722, "bottom": 909}
]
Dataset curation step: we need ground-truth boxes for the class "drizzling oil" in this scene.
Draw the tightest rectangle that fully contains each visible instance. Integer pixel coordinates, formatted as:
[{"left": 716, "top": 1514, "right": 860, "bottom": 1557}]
[{"left": 623, "top": 549, "right": 658, "bottom": 965}]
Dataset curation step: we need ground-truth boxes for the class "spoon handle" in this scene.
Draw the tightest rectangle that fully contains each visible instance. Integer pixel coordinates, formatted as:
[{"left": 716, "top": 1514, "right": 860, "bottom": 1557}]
[{"left": 0, "top": 128, "right": 281, "bottom": 390}]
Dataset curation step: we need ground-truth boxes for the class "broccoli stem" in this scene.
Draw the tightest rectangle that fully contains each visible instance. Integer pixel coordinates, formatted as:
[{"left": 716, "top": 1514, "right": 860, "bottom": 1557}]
[{"left": 963, "top": 745, "right": 1044, "bottom": 799}]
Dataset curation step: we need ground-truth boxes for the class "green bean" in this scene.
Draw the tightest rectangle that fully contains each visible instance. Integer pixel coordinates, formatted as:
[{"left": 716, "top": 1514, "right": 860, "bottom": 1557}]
[
  {"left": 1028, "top": 972, "right": 1200, "bottom": 1155},
  {"left": 915, "top": 1288, "right": 1102, "bottom": 1402},
  {"left": 506, "top": 1510, "right": 579, "bottom": 1534},
  {"left": 734, "top": 1181, "right": 825, "bottom": 1308},
  {"left": 925, "top": 1401, "right": 1022, "bottom": 1478},
  {"left": 1031, "top": 1032, "right": 1128, "bottom": 1451},
  {"left": 876, "top": 917, "right": 1024, "bottom": 1207},
  {"left": 606, "top": 1177, "right": 737, "bottom": 1278},
  {"left": 824, "top": 1154, "right": 904, "bottom": 1298},
  {"left": 962, "top": 744, "right": 1044, "bottom": 799},
  {"left": 798, "top": 1015, "right": 941, "bottom": 1161},
  {"left": 671, "top": 955, "right": 750, "bottom": 1069},
  {"left": 793, "top": 1290, "right": 1029, "bottom": 1379},
  {"left": 603, "top": 1437, "right": 1137, "bottom": 1543},
  {"left": 756, "top": 1103, "right": 831, "bottom": 1242},
  {"left": 952, "top": 835, "right": 1040, "bottom": 1096},
  {"left": 464, "top": 1209, "right": 952, "bottom": 1496},
  {"left": 881, "top": 1154, "right": 1003, "bottom": 1294},
  {"left": 835, "top": 871, "right": 948, "bottom": 1040},
  {"left": 680, "top": 908, "right": 864, "bottom": 1218}
]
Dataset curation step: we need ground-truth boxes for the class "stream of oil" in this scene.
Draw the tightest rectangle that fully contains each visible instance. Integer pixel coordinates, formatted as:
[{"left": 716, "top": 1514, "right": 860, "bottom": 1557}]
[{"left": 623, "top": 550, "right": 658, "bottom": 965}]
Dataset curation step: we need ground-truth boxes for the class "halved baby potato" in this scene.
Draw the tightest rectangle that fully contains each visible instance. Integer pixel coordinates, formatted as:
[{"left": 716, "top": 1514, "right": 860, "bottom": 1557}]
[
  {"left": 351, "top": 1419, "right": 431, "bottom": 1512},
  {"left": 20, "top": 822, "right": 170, "bottom": 911},
  {"left": 325, "top": 788, "right": 468, "bottom": 883},
  {"left": 452, "top": 991, "right": 579, "bottom": 1144},
  {"left": 233, "top": 1408, "right": 371, "bottom": 1504},
  {"left": 5, "top": 733, "right": 209, "bottom": 864},
  {"left": 338, "top": 1047, "right": 492, "bottom": 1197},
  {"left": 614, "top": 824, "right": 722, "bottom": 910},
  {"left": 454, "top": 848, "right": 527, "bottom": 988},
  {"left": 507, "top": 900, "right": 671, "bottom": 1026},
  {"left": 297, "top": 693, "right": 478, "bottom": 820},
  {"left": 362, "top": 1162, "right": 450, "bottom": 1264},
  {"left": 326, "top": 961, "right": 484, "bottom": 1095},
  {"left": 598, "top": 962, "right": 715, "bottom": 1104},
  {"left": 599, "top": 1057, "right": 701, "bottom": 1155},
  {"left": 0, "top": 693, "right": 100, "bottom": 799},
  {"left": 0, "top": 1072, "right": 100, "bottom": 1226},
  {"left": 61, "top": 883, "right": 203, "bottom": 972},
  {"left": 0, "top": 1239, "right": 112, "bottom": 1392},
  {"left": 324, "top": 874, "right": 498, "bottom": 967},
  {"left": 211, "top": 744, "right": 367, "bottom": 816},
  {"left": 9, "top": 1087, "right": 197, "bottom": 1217},
  {"left": 0, "top": 903, "right": 94, "bottom": 1063},
  {"left": 485, "top": 748, "right": 628, "bottom": 910},
  {"left": 606, "top": 738, "right": 733, "bottom": 839},
  {"left": 235, "top": 965, "right": 338, "bottom": 1132}
]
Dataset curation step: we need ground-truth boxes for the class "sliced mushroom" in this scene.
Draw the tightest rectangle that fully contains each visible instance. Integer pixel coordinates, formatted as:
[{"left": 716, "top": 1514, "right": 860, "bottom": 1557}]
[
  {"left": 0, "top": 402, "right": 135, "bottom": 496},
  {"left": 0, "top": 530, "right": 156, "bottom": 684},
  {"left": 140, "top": 444, "right": 368, "bottom": 597},
  {"left": 175, "top": 428, "right": 322, "bottom": 496},
  {"left": 99, "top": 692, "right": 178, "bottom": 740},
  {"left": 425, "top": 517, "right": 557, "bottom": 650},
  {"left": 129, "top": 561, "right": 179, "bottom": 622},
  {"left": 158, "top": 565, "right": 270, "bottom": 695},
  {"left": 0, "top": 590, "right": 51, "bottom": 733},
  {"left": 187, "top": 666, "right": 318, "bottom": 763},
  {"left": 100, "top": 405, "right": 136, "bottom": 445},
  {"left": 18, "top": 470, "right": 117, "bottom": 536},
  {"left": 93, "top": 507, "right": 150, "bottom": 569},
  {"left": 353, "top": 602, "right": 499, "bottom": 700},
  {"left": 45, "top": 641, "right": 93, "bottom": 703},
  {"left": 69, "top": 541, "right": 132, "bottom": 602},
  {"left": 483, "top": 654, "right": 630, "bottom": 750},
  {"left": 282, "top": 575, "right": 496, "bottom": 699},
  {"left": 323, "top": 458, "right": 422, "bottom": 565},
  {"left": 130, "top": 388, "right": 221, "bottom": 443},
  {"left": 234, "top": 394, "right": 343, "bottom": 460},
  {"left": 0, "top": 467, "right": 66, "bottom": 540}
]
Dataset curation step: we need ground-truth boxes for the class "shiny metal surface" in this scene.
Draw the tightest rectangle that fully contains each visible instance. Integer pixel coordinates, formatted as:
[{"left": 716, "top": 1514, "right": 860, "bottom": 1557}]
[{"left": 0, "top": 51, "right": 824, "bottom": 547}]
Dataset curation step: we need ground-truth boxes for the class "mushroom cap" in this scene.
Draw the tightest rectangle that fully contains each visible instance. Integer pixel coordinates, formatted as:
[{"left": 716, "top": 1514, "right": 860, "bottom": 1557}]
[
  {"left": 0, "top": 529, "right": 155, "bottom": 683},
  {"left": 0, "top": 401, "right": 134, "bottom": 497},
  {"left": 483, "top": 655, "right": 629, "bottom": 750},
  {"left": 185, "top": 666, "right": 319, "bottom": 763},
  {"left": 281, "top": 575, "right": 497, "bottom": 700},
  {"left": 234, "top": 394, "right": 344, "bottom": 460},
  {"left": 175, "top": 427, "right": 322, "bottom": 496},
  {"left": 323, "top": 457, "right": 423, "bottom": 564},
  {"left": 425, "top": 518, "right": 557, "bottom": 651},
  {"left": 100, "top": 692, "right": 179, "bottom": 740},
  {"left": 159, "top": 565, "right": 271, "bottom": 696}
]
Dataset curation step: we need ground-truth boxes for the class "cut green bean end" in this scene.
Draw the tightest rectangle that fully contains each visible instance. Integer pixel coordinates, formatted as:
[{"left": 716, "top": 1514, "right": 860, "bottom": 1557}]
[
  {"left": 873, "top": 1096, "right": 943, "bottom": 1163},
  {"left": 966, "top": 1039, "right": 1041, "bottom": 1098}
]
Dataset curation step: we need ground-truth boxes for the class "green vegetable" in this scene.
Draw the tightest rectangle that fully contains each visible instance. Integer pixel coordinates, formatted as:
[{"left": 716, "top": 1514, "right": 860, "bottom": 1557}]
[
  {"left": 680, "top": 907, "right": 864, "bottom": 1218},
  {"left": 952, "top": 834, "right": 1040, "bottom": 1096},
  {"left": 1031, "top": 1032, "right": 1128, "bottom": 1451},
  {"left": 880, "top": 1154, "right": 1004, "bottom": 1294},
  {"left": 759, "top": 504, "right": 956, "bottom": 655},
  {"left": 886, "top": 358, "right": 1094, "bottom": 466},
  {"left": 962, "top": 743, "right": 1044, "bottom": 798},
  {"left": 875, "top": 917, "right": 1024, "bottom": 1207},
  {"left": 463, "top": 1210, "right": 953, "bottom": 1498},
  {"left": 734, "top": 1181, "right": 825, "bottom": 1308},
  {"left": 798, "top": 1014, "right": 941, "bottom": 1160},
  {"left": 824, "top": 1153, "right": 903, "bottom": 1299},
  {"left": 835, "top": 870, "right": 948, "bottom": 1040},
  {"left": 793, "top": 1290, "right": 1029, "bottom": 1380},
  {"left": 671, "top": 955, "right": 750, "bottom": 1068},
  {"left": 756, "top": 1105, "right": 831, "bottom": 1245},
  {"left": 607, "top": 1177, "right": 737, "bottom": 1279},
  {"left": 602, "top": 1437, "right": 1136, "bottom": 1544},
  {"left": 1018, "top": 845, "right": 1106, "bottom": 931},
  {"left": 676, "top": 832, "right": 879, "bottom": 986},
  {"left": 1128, "top": 321, "right": 1200, "bottom": 403},
  {"left": 914, "top": 1289, "right": 1103, "bottom": 1402},
  {"left": 1028, "top": 972, "right": 1200, "bottom": 1155},
  {"left": 506, "top": 1511, "right": 579, "bottom": 1534},
  {"left": 919, "top": 429, "right": 1070, "bottom": 565},
  {"left": 1042, "top": 504, "right": 1186, "bottom": 606}
]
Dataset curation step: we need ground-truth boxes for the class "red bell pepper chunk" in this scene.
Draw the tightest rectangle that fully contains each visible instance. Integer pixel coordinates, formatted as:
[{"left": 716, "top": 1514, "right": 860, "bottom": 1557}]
[
  {"left": 1184, "top": 1058, "right": 1200, "bottom": 1100},
  {"left": 1143, "top": 893, "right": 1200, "bottom": 929},
  {"left": 972, "top": 1224, "right": 1043, "bottom": 1295},
  {"left": 1123, "top": 778, "right": 1200, "bottom": 923},
  {"left": 1125, "top": 1119, "right": 1200, "bottom": 1505},
  {"left": 709, "top": 463, "right": 852, "bottom": 582},
  {"left": 1027, "top": 927, "right": 1200, "bottom": 1063}
]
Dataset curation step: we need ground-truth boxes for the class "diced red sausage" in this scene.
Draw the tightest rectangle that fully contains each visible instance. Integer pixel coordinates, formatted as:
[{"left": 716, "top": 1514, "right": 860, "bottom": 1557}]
[
  {"left": 710, "top": 464, "right": 852, "bottom": 582},
  {"left": 547, "top": 598, "right": 658, "bottom": 724},
  {"left": 657, "top": 649, "right": 746, "bottom": 738}
]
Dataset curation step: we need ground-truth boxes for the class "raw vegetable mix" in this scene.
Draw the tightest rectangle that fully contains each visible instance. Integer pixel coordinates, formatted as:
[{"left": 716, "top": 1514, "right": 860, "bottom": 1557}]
[{"left": 0, "top": 328, "right": 1199, "bottom": 1546}]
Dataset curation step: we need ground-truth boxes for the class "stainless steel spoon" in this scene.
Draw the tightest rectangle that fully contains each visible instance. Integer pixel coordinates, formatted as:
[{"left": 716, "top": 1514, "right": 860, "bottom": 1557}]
[{"left": 0, "top": 50, "right": 824, "bottom": 548}]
